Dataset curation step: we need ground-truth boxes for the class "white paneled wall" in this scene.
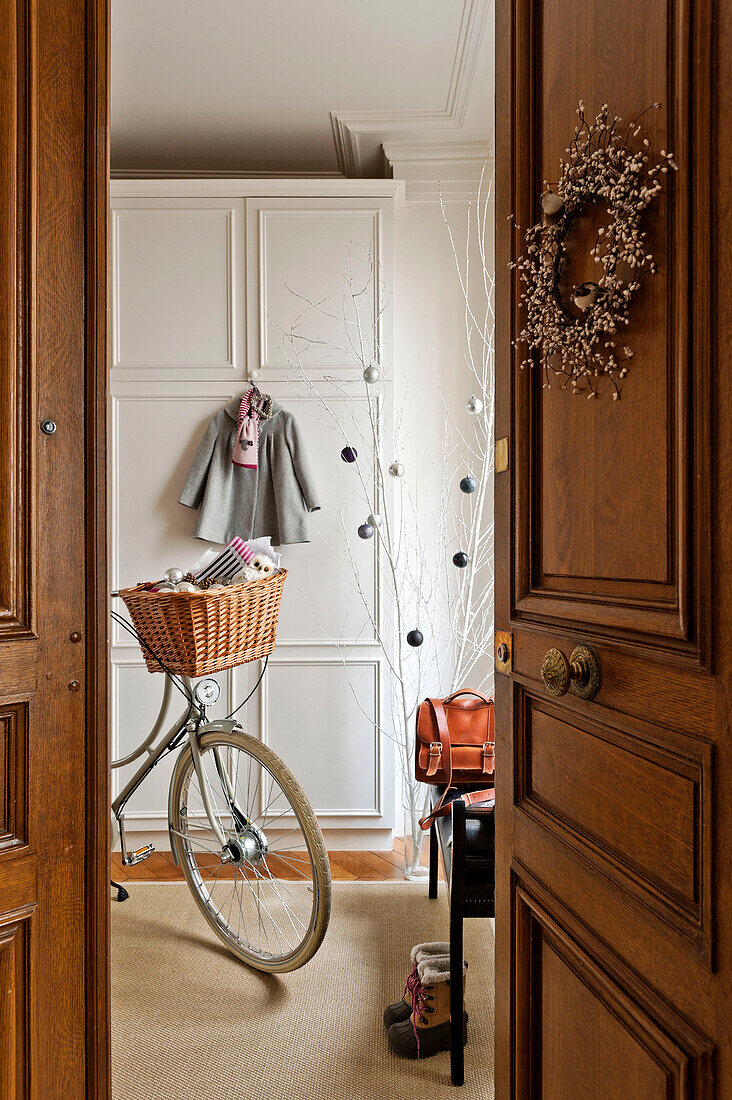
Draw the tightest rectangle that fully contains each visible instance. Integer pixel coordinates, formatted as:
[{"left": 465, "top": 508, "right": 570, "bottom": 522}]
[
  {"left": 247, "top": 199, "right": 390, "bottom": 375},
  {"left": 113, "top": 207, "right": 238, "bottom": 369},
  {"left": 110, "top": 181, "right": 400, "bottom": 850}
]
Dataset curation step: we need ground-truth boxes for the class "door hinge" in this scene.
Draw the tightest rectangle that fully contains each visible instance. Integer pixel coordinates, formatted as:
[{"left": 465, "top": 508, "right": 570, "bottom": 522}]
[
  {"left": 495, "top": 437, "right": 509, "bottom": 473},
  {"left": 495, "top": 630, "right": 512, "bottom": 675}
]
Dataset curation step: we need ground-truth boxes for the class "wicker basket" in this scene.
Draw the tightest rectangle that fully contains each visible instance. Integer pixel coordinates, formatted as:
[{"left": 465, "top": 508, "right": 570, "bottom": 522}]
[{"left": 119, "top": 569, "right": 287, "bottom": 676}]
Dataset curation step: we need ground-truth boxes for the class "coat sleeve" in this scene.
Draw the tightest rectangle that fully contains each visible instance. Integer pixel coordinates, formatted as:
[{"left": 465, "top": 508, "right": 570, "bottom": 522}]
[
  {"left": 178, "top": 414, "right": 219, "bottom": 509},
  {"left": 284, "top": 413, "right": 321, "bottom": 512}
]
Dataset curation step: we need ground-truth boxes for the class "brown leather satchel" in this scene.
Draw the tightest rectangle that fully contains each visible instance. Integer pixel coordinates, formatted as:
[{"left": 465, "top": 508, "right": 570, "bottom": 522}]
[
  {"left": 415, "top": 689, "right": 495, "bottom": 784},
  {"left": 415, "top": 690, "right": 495, "bottom": 829}
]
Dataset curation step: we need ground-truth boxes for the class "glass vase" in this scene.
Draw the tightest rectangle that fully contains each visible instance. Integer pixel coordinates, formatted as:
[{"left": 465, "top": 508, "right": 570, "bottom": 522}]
[{"left": 402, "top": 778, "right": 429, "bottom": 880}]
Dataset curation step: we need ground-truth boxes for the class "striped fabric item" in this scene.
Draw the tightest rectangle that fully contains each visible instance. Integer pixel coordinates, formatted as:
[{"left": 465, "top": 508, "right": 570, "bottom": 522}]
[
  {"left": 232, "top": 387, "right": 259, "bottom": 468},
  {"left": 194, "top": 536, "right": 254, "bottom": 582}
]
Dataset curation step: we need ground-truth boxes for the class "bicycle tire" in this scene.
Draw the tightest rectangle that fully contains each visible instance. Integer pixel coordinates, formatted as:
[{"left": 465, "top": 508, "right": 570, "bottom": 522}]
[{"left": 168, "top": 727, "right": 331, "bottom": 973}]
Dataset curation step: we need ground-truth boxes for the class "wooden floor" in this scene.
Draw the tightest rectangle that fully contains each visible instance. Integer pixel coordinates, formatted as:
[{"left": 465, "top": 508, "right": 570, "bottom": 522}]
[{"left": 110, "top": 839, "right": 442, "bottom": 883}]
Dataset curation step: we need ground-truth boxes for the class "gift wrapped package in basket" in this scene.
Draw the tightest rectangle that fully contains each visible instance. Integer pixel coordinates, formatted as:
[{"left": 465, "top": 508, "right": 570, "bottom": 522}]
[{"left": 119, "top": 569, "right": 287, "bottom": 677}]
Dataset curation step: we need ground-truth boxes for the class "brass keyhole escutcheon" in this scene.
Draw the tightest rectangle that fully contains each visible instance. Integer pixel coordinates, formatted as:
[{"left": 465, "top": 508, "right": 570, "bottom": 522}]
[{"left": 541, "top": 643, "right": 600, "bottom": 700}]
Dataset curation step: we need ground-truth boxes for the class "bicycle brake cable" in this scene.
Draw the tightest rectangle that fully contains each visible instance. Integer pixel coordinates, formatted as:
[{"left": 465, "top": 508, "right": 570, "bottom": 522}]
[
  {"left": 110, "top": 609, "right": 195, "bottom": 718},
  {"left": 224, "top": 654, "right": 269, "bottom": 721},
  {"left": 109, "top": 608, "right": 268, "bottom": 724}
]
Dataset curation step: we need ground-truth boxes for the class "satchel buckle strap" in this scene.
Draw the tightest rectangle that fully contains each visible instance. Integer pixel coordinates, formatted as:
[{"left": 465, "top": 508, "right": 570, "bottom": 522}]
[
  {"left": 426, "top": 741, "right": 443, "bottom": 777},
  {"left": 482, "top": 741, "right": 495, "bottom": 774}
]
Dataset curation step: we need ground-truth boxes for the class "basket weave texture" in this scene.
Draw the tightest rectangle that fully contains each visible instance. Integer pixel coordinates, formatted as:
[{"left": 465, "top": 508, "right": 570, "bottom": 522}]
[{"left": 119, "top": 569, "right": 287, "bottom": 676}]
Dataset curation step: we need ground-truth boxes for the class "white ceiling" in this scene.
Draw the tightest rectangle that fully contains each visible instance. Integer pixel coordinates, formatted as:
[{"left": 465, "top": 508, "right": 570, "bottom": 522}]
[{"left": 111, "top": 0, "right": 494, "bottom": 176}]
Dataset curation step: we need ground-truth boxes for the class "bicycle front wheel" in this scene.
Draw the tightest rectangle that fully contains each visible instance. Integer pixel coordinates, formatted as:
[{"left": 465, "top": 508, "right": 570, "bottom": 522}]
[{"left": 169, "top": 728, "right": 331, "bottom": 972}]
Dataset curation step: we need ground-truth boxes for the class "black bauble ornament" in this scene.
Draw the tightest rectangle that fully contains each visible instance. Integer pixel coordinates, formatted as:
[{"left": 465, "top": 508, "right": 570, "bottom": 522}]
[
  {"left": 459, "top": 475, "right": 477, "bottom": 494},
  {"left": 341, "top": 445, "right": 358, "bottom": 463},
  {"left": 406, "top": 629, "right": 424, "bottom": 648},
  {"left": 453, "top": 551, "right": 469, "bottom": 568}
]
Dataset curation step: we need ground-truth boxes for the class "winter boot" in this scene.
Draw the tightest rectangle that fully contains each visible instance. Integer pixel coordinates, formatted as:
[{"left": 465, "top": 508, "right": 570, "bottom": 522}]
[
  {"left": 382, "top": 942, "right": 450, "bottom": 1029},
  {"left": 387, "top": 954, "right": 468, "bottom": 1059}
]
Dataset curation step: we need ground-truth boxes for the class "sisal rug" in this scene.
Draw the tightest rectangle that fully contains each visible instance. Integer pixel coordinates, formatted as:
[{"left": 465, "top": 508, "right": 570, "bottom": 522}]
[{"left": 112, "top": 882, "right": 494, "bottom": 1100}]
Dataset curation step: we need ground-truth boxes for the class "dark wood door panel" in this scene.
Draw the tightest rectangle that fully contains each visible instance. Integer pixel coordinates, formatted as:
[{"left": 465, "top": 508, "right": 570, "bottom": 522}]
[
  {"left": 536, "top": 0, "right": 675, "bottom": 588},
  {"left": 513, "top": 871, "right": 713, "bottom": 1100},
  {"left": 0, "top": 857, "right": 36, "bottom": 1098},
  {"left": 0, "top": 912, "right": 32, "bottom": 1100},
  {"left": 514, "top": 683, "right": 711, "bottom": 959},
  {"left": 0, "top": 702, "right": 28, "bottom": 853},
  {"left": 512, "top": 816, "right": 718, "bottom": 1039},
  {"left": 0, "top": 0, "right": 34, "bottom": 640},
  {"left": 512, "top": 628, "right": 715, "bottom": 737},
  {"left": 508, "top": 0, "right": 711, "bottom": 662},
  {"left": 540, "top": 944, "right": 667, "bottom": 1100}
]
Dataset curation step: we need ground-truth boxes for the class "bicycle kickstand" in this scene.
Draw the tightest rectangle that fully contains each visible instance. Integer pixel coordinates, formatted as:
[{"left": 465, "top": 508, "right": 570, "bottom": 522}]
[{"left": 111, "top": 879, "right": 129, "bottom": 902}]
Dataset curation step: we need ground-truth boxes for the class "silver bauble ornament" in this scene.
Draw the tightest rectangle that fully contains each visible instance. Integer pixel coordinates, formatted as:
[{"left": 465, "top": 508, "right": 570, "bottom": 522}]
[
  {"left": 459, "top": 475, "right": 478, "bottom": 494},
  {"left": 358, "top": 523, "right": 374, "bottom": 540},
  {"left": 362, "top": 365, "right": 381, "bottom": 384},
  {"left": 163, "top": 567, "right": 184, "bottom": 585},
  {"left": 153, "top": 582, "right": 175, "bottom": 593},
  {"left": 367, "top": 513, "right": 383, "bottom": 528},
  {"left": 174, "top": 580, "right": 197, "bottom": 592},
  {"left": 466, "top": 394, "right": 483, "bottom": 415},
  {"left": 389, "top": 461, "right": 404, "bottom": 478}
]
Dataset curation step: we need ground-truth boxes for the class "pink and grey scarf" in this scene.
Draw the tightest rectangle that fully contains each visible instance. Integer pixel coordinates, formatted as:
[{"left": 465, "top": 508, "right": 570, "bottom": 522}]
[{"left": 232, "top": 388, "right": 259, "bottom": 468}]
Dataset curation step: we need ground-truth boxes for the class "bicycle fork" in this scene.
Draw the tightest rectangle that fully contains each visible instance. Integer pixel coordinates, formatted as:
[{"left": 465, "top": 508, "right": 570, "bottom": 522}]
[
  {"left": 186, "top": 719, "right": 230, "bottom": 847},
  {"left": 182, "top": 718, "right": 264, "bottom": 865}
]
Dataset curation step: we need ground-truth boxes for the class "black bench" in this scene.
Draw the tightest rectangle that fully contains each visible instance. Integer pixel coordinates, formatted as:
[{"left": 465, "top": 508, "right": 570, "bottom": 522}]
[{"left": 428, "top": 786, "right": 495, "bottom": 1087}]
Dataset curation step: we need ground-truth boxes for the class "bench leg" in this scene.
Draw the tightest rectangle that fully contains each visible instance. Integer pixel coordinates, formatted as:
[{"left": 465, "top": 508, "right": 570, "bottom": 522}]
[
  {"left": 429, "top": 822, "right": 438, "bottom": 899},
  {"left": 450, "top": 908, "right": 465, "bottom": 1086},
  {"left": 450, "top": 798, "right": 466, "bottom": 1086}
]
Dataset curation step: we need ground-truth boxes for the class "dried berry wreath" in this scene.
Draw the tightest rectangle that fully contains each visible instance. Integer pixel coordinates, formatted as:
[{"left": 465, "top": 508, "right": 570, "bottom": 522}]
[{"left": 511, "top": 103, "right": 676, "bottom": 399}]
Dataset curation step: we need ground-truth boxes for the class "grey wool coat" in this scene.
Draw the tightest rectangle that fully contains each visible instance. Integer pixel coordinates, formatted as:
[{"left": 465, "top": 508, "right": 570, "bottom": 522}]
[{"left": 179, "top": 396, "right": 320, "bottom": 545}]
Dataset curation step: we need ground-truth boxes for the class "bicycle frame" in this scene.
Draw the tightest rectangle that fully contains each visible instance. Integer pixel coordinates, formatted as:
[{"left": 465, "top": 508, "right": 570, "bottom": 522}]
[{"left": 111, "top": 674, "right": 240, "bottom": 861}]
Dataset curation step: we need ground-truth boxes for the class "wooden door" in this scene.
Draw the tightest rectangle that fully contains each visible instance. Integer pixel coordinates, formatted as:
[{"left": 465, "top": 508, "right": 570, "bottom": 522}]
[
  {"left": 0, "top": 0, "right": 109, "bottom": 1096},
  {"left": 495, "top": 0, "right": 731, "bottom": 1096}
]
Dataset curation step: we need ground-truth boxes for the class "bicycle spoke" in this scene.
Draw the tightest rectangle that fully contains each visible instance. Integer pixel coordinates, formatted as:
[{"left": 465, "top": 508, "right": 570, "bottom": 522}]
[
  {"left": 242, "top": 865, "right": 294, "bottom": 952},
  {"left": 171, "top": 733, "right": 329, "bottom": 968},
  {"left": 264, "top": 851, "right": 312, "bottom": 876},
  {"left": 257, "top": 863, "right": 310, "bottom": 933},
  {"left": 169, "top": 826, "right": 221, "bottom": 852},
  {"left": 253, "top": 863, "right": 308, "bottom": 939}
]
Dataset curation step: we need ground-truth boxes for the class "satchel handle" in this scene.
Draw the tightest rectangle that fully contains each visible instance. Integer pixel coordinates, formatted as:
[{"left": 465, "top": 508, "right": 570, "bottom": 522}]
[{"left": 443, "top": 688, "right": 493, "bottom": 705}]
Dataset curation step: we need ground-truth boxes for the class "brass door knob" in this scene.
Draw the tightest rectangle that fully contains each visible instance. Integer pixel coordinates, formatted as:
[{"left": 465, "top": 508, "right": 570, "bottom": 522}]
[{"left": 541, "top": 644, "right": 600, "bottom": 700}]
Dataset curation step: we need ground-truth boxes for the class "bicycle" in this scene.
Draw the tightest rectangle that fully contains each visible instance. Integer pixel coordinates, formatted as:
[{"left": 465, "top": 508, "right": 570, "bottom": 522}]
[{"left": 110, "top": 596, "right": 331, "bottom": 973}]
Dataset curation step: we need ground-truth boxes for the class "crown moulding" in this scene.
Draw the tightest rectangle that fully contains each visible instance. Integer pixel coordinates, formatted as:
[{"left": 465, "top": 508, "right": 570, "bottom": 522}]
[
  {"left": 330, "top": 0, "right": 492, "bottom": 178},
  {"left": 382, "top": 141, "right": 494, "bottom": 204}
]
